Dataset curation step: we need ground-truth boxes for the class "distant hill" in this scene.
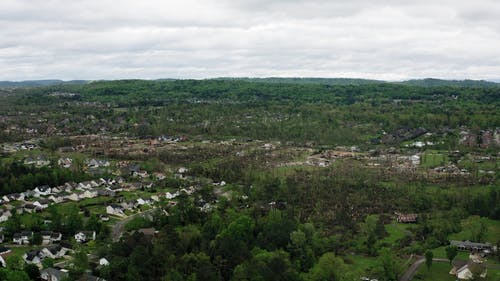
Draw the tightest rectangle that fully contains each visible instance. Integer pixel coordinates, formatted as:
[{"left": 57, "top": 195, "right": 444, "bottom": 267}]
[
  {"left": 0, "top": 80, "right": 88, "bottom": 88},
  {"left": 217, "top": 77, "right": 500, "bottom": 87},
  {"left": 1, "top": 78, "right": 498, "bottom": 88},
  {"left": 215, "top": 77, "right": 383, "bottom": 85},
  {"left": 396, "top": 78, "right": 500, "bottom": 87}
]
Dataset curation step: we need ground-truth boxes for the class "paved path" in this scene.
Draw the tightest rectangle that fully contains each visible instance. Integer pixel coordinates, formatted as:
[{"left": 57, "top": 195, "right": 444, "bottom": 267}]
[{"left": 111, "top": 208, "right": 158, "bottom": 242}]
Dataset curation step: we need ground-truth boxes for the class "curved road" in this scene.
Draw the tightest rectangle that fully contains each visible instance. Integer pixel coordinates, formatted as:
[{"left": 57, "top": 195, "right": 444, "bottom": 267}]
[
  {"left": 111, "top": 208, "right": 158, "bottom": 242},
  {"left": 399, "top": 257, "right": 449, "bottom": 281}
]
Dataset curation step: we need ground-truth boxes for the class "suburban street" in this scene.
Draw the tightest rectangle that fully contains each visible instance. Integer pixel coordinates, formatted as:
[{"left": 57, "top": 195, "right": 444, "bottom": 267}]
[{"left": 111, "top": 208, "right": 158, "bottom": 242}]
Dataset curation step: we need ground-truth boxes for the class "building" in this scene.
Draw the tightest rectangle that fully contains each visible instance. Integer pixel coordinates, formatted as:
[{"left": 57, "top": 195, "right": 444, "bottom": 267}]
[
  {"left": 450, "top": 240, "right": 493, "bottom": 253},
  {"left": 396, "top": 213, "right": 418, "bottom": 223},
  {"left": 75, "top": 231, "right": 96, "bottom": 243},
  {"left": 41, "top": 268, "right": 69, "bottom": 281}
]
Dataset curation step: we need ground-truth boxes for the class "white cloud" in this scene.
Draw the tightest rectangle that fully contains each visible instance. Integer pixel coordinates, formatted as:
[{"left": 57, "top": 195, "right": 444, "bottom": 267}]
[{"left": 0, "top": 0, "right": 499, "bottom": 80}]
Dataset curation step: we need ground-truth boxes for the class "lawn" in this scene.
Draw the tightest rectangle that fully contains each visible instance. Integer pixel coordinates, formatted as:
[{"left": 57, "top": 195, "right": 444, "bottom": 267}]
[
  {"left": 449, "top": 217, "right": 500, "bottom": 244},
  {"left": 413, "top": 261, "right": 456, "bottom": 281},
  {"left": 420, "top": 150, "right": 449, "bottom": 168},
  {"left": 343, "top": 254, "right": 380, "bottom": 279},
  {"left": 414, "top": 262, "right": 500, "bottom": 281},
  {"left": 380, "top": 222, "right": 413, "bottom": 246}
]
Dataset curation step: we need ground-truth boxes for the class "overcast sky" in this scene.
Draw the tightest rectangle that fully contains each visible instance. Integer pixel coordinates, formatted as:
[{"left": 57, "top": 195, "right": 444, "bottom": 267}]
[{"left": 1, "top": 0, "right": 500, "bottom": 81}]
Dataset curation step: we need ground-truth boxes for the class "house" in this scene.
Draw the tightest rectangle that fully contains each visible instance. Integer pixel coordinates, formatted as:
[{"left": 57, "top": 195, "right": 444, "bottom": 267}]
[
  {"left": 449, "top": 260, "right": 487, "bottom": 280},
  {"left": 119, "top": 199, "right": 137, "bottom": 210},
  {"left": 78, "top": 181, "right": 94, "bottom": 190},
  {"left": 97, "top": 189, "right": 116, "bottom": 197},
  {"left": 58, "top": 157, "right": 73, "bottom": 168},
  {"left": 0, "top": 233, "right": 4, "bottom": 243},
  {"left": 106, "top": 204, "right": 125, "bottom": 217},
  {"left": 13, "top": 231, "right": 33, "bottom": 244},
  {"left": 48, "top": 195, "right": 65, "bottom": 204},
  {"left": 0, "top": 210, "right": 12, "bottom": 222},
  {"left": 67, "top": 193, "right": 81, "bottom": 201},
  {"left": 24, "top": 203, "right": 41, "bottom": 213},
  {"left": 0, "top": 246, "right": 11, "bottom": 255},
  {"left": 133, "top": 170, "right": 149, "bottom": 178},
  {"left": 34, "top": 185, "right": 52, "bottom": 196},
  {"left": 450, "top": 240, "right": 493, "bottom": 253},
  {"left": 99, "top": 257, "right": 110, "bottom": 266},
  {"left": 153, "top": 172, "right": 166, "bottom": 180},
  {"left": 41, "top": 268, "right": 69, "bottom": 281},
  {"left": 41, "top": 244, "right": 67, "bottom": 259},
  {"left": 26, "top": 155, "right": 51, "bottom": 167},
  {"left": 22, "top": 190, "right": 36, "bottom": 199},
  {"left": 41, "top": 231, "right": 53, "bottom": 245},
  {"left": 23, "top": 250, "right": 43, "bottom": 264},
  {"left": 74, "top": 231, "right": 96, "bottom": 243},
  {"left": 51, "top": 186, "right": 63, "bottom": 194},
  {"left": 79, "top": 190, "right": 98, "bottom": 199},
  {"left": 41, "top": 231, "right": 62, "bottom": 245},
  {"left": 34, "top": 198, "right": 51, "bottom": 209},
  {"left": 51, "top": 232, "right": 62, "bottom": 243},
  {"left": 86, "top": 159, "right": 110, "bottom": 169},
  {"left": 396, "top": 213, "right": 418, "bottom": 223},
  {"left": 99, "top": 214, "right": 110, "bottom": 222},
  {"left": 3, "top": 193, "right": 25, "bottom": 202},
  {"left": 136, "top": 198, "right": 152, "bottom": 206}
]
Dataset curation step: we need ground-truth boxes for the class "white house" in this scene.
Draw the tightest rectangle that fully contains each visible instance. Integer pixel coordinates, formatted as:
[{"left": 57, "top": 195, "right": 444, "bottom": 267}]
[
  {"left": 106, "top": 205, "right": 125, "bottom": 217},
  {"left": 58, "top": 157, "right": 73, "bottom": 168},
  {"left": 33, "top": 199, "right": 51, "bottom": 209},
  {"left": 74, "top": 231, "right": 96, "bottom": 243},
  {"left": 0, "top": 210, "right": 12, "bottom": 222},
  {"left": 66, "top": 193, "right": 81, "bottom": 201},
  {"left": 99, "top": 258, "right": 110, "bottom": 266},
  {"left": 13, "top": 231, "right": 33, "bottom": 245},
  {"left": 41, "top": 245, "right": 67, "bottom": 259},
  {"left": 23, "top": 250, "right": 43, "bottom": 264},
  {"left": 34, "top": 185, "right": 52, "bottom": 196},
  {"left": 79, "top": 190, "right": 98, "bottom": 199}
]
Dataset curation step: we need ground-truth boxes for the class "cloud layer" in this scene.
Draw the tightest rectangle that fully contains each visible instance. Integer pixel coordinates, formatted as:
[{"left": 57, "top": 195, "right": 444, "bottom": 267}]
[{"left": 1, "top": 0, "right": 499, "bottom": 80}]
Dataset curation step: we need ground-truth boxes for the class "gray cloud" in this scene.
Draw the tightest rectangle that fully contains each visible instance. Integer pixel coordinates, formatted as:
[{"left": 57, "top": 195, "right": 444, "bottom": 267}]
[{"left": 0, "top": 0, "right": 499, "bottom": 81}]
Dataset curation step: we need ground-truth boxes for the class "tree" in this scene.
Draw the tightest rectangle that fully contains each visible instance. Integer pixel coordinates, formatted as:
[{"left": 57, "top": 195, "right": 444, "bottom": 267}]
[
  {"left": 445, "top": 246, "right": 458, "bottom": 264},
  {"left": 31, "top": 232, "right": 43, "bottom": 245},
  {"left": 24, "top": 264, "right": 40, "bottom": 280},
  {"left": 377, "top": 248, "right": 401, "bottom": 281},
  {"left": 304, "top": 252, "right": 353, "bottom": 281},
  {"left": 425, "top": 250, "right": 433, "bottom": 271}
]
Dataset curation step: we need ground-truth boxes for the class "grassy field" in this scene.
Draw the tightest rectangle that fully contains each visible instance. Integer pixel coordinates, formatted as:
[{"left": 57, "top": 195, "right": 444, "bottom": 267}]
[
  {"left": 449, "top": 217, "right": 500, "bottom": 243},
  {"left": 380, "top": 222, "right": 413, "bottom": 246},
  {"left": 420, "top": 150, "right": 449, "bottom": 168},
  {"left": 414, "top": 261, "right": 500, "bottom": 281},
  {"left": 343, "top": 254, "right": 380, "bottom": 279},
  {"left": 413, "top": 261, "right": 456, "bottom": 281}
]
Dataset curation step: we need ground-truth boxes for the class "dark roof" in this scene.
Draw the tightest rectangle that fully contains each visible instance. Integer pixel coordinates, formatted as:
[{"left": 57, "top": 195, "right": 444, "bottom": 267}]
[
  {"left": 37, "top": 185, "right": 51, "bottom": 192},
  {"left": 450, "top": 240, "right": 492, "bottom": 248},
  {"left": 25, "top": 250, "right": 41, "bottom": 261},
  {"left": 45, "top": 244, "right": 62, "bottom": 255},
  {"left": 60, "top": 241, "right": 73, "bottom": 250},
  {"left": 0, "top": 246, "right": 10, "bottom": 254},
  {"left": 41, "top": 268, "right": 68, "bottom": 279},
  {"left": 41, "top": 231, "right": 53, "bottom": 236}
]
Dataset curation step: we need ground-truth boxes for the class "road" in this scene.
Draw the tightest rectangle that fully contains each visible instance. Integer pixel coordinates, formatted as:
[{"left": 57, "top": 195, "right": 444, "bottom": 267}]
[
  {"left": 111, "top": 208, "right": 158, "bottom": 242},
  {"left": 399, "top": 257, "right": 449, "bottom": 281}
]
